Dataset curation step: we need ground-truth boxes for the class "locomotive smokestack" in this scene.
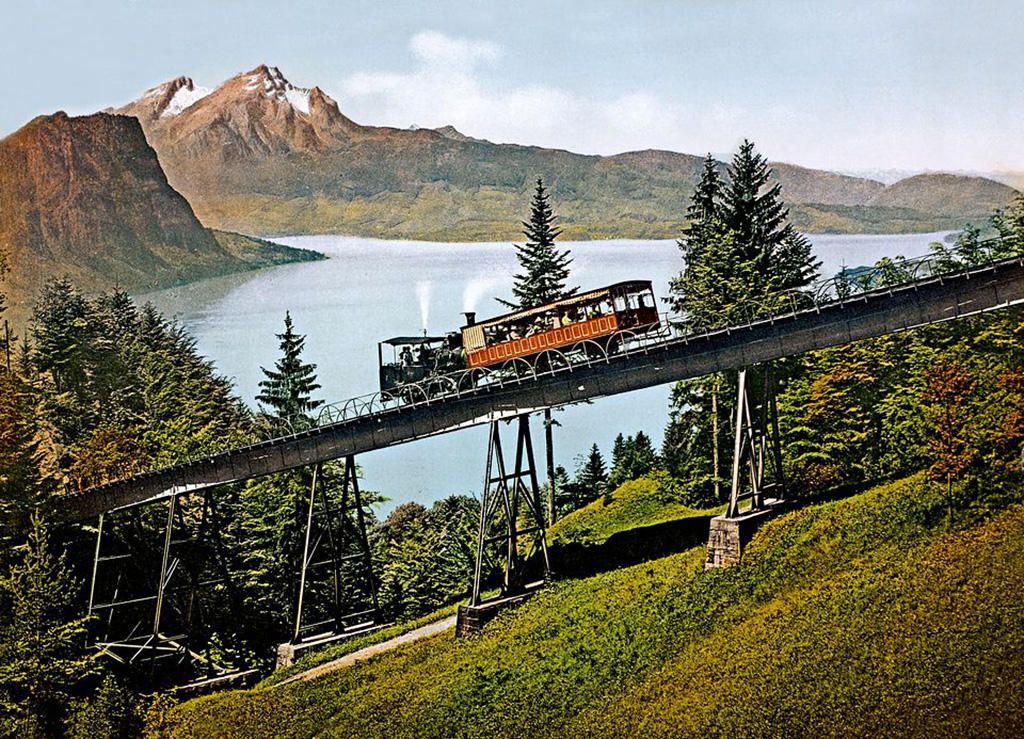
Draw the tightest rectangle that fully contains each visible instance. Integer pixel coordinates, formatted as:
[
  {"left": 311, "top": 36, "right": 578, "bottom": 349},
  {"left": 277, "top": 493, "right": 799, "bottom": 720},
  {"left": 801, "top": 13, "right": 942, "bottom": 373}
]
[{"left": 463, "top": 311, "right": 476, "bottom": 327}]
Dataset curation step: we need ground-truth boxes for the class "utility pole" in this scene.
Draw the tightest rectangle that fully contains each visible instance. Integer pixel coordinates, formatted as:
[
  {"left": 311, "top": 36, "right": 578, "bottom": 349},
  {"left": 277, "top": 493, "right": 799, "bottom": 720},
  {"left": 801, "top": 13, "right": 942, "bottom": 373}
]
[
  {"left": 712, "top": 374, "right": 720, "bottom": 501},
  {"left": 544, "top": 408, "right": 556, "bottom": 524}
]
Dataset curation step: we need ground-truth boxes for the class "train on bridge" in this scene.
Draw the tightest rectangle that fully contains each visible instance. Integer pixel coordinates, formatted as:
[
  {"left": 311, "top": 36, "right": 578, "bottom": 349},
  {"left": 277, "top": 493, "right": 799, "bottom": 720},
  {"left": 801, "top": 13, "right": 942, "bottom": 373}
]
[{"left": 378, "top": 280, "right": 661, "bottom": 394}]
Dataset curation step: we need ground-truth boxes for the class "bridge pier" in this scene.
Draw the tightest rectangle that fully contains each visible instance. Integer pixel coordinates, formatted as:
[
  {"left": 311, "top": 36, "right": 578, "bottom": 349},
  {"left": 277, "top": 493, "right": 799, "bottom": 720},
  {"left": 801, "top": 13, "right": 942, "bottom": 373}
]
[
  {"left": 276, "top": 456, "right": 384, "bottom": 669},
  {"left": 707, "top": 365, "right": 787, "bottom": 568},
  {"left": 458, "top": 414, "right": 551, "bottom": 636},
  {"left": 86, "top": 489, "right": 254, "bottom": 687}
]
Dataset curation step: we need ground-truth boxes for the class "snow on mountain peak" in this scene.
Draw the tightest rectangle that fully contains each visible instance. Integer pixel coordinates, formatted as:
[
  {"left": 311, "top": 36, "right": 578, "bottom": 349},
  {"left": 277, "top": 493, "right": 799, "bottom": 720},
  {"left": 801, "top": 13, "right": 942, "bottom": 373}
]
[
  {"left": 160, "top": 78, "right": 212, "bottom": 118},
  {"left": 133, "top": 76, "right": 212, "bottom": 118},
  {"left": 242, "top": 65, "right": 311, "bottom": 115}
]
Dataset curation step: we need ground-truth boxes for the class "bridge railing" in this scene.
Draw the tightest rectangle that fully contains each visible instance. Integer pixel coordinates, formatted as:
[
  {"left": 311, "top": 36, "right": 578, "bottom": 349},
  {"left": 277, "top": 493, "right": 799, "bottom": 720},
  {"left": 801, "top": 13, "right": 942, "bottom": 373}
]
[
  {"left": 313, "top": 242, "right": 1023, "bottom": 431},
  {"left": 68, "top": 241, "right": 1024, "bottom": 494}
]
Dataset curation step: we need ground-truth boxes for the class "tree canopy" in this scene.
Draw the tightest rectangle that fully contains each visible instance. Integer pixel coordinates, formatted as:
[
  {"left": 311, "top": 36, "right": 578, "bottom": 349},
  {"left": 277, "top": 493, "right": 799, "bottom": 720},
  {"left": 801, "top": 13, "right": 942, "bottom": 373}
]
[
  {"left": 256, "top": 312, "right": 324, "bottom": 432},
  {"left": 501, "top": 178, "right": 577, "bottom": 310}
]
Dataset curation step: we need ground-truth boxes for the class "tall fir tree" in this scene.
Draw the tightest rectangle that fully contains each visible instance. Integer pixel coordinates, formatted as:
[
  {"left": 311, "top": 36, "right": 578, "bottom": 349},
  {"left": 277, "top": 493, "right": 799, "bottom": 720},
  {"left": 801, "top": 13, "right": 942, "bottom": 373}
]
[
  {"left": 499, "top": 177, "right": 578, "bottom": 522},
  {"left": 256, "top": 313, "right": 323, "bottom": 431},
  {"left": 579, "top": 443, "right": 608, "bottom": 488},
  {"left": 685, "top": 154, "right": 723, "bottom": 235},
  {"left": 0, "top": 373, "right": 44, "bottom": 534},
  {"left": 669, "top": 153, "right": 753, "bottom": 326},
  {"left": 722, "top": 139, "right": 819, "bottom": 295},
  {"left": 665, "top": 140, "right": 819, "bottom": 503},
  {"left": 500, "top": 178, "right": 578, "bottom": 310},
  {"left": 611, "top": 433, "right": 628, "bottom": 471},
  {"left": 0, "top": 514, "right": 95, "bottom": 736}
]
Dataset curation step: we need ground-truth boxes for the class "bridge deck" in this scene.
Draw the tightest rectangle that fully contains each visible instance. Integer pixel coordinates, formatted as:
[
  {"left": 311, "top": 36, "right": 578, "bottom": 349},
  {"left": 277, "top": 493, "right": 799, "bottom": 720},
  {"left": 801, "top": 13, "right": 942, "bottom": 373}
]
[{"left": 54, "top": 256, "right": 1024, "bottom": 521}]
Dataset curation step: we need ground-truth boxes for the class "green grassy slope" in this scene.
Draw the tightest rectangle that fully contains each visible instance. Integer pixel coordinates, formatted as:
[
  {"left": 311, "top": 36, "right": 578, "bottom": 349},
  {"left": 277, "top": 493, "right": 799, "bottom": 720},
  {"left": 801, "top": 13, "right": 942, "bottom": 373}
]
[
  {"left": 548, "top": 477, "right": 722, "bottom": 545},
  {"left": 161, "top": 473, "right": 1024, "bottom": 737}
]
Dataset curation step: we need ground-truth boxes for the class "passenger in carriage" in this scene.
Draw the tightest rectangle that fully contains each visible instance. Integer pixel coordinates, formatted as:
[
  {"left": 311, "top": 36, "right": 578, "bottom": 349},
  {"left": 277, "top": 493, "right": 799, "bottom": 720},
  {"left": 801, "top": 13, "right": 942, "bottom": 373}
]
[
  {"left": 400, "top": 345, "right": 414, "bottom": 366},
  {"left": 561, "top": 310, "right": 573, "bottom": 327}
]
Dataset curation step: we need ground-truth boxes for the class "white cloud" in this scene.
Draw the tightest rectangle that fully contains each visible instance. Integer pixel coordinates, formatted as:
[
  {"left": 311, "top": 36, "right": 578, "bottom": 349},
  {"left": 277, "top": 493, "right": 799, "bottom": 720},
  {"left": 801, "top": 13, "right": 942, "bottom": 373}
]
[
  {"left": 340, "top": 30, "right": 696, "bottom": 155},
  {"left": 336, "top": 31, "right": 1018, "bottom": 172},
  {"left": 408, "top": 30, "right": 501, "bottom": 70}
]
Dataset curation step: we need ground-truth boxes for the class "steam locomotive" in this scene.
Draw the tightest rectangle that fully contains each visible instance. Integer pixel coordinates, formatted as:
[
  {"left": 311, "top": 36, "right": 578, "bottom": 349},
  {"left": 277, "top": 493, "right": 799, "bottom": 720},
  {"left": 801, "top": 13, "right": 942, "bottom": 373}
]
[{"left": 378, "top": 280, "right": 660, "bottom": 394}]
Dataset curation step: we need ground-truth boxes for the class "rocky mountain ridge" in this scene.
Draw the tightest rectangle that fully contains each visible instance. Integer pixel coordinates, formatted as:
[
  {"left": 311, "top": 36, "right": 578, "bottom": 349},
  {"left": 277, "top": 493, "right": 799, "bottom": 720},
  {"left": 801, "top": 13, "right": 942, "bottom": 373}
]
[
  {"left": 109, "top": 65, "right": 1019, "bottom": 240},
  {"left": 0, "top": 110, "right": 320, "bottom": 326}
]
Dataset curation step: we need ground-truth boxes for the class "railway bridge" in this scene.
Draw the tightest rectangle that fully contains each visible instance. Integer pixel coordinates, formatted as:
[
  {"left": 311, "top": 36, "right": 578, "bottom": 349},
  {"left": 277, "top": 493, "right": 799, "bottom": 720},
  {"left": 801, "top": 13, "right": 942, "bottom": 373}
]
[{"left": 50, "top": 252, "right": 1024, "bottom": 687}]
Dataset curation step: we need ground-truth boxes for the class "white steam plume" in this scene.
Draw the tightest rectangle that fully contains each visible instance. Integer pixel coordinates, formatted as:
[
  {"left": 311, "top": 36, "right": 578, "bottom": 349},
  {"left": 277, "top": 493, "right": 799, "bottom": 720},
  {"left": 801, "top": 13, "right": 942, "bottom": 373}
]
[
  {"left": 462, "top": 276, "right": 503, "bottom": 314},
  {"left": 416, "top": 281, "right": 432, "bottom": 332}
]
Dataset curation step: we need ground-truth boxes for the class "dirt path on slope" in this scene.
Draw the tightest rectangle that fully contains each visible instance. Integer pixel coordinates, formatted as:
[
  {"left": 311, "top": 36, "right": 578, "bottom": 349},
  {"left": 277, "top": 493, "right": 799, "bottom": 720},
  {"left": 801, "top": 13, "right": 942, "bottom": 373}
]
[{"left": 276, "top": 615, "right": 458, "bottom": 686}]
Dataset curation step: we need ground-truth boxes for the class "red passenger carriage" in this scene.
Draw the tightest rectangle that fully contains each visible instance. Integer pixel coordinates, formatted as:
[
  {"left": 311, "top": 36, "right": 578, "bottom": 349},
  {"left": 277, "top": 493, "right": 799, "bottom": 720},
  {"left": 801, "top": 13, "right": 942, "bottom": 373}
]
[{"left": 378, "top": 280, "right": 660, "bottom": 394}]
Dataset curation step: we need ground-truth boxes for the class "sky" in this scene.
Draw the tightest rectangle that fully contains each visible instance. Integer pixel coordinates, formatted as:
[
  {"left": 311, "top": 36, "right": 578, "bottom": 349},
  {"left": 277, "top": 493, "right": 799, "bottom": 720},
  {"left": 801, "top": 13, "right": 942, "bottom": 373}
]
[{"left": 4, "top": 0, "right": 1024, "bottom": 172}]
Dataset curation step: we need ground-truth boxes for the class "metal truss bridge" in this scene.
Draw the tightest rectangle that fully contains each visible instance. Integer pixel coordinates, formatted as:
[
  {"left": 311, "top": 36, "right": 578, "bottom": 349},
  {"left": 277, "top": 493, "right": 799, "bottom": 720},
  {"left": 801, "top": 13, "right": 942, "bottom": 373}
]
[{"left": 55, "top": 252, "right": 1024, "bottom": 522}]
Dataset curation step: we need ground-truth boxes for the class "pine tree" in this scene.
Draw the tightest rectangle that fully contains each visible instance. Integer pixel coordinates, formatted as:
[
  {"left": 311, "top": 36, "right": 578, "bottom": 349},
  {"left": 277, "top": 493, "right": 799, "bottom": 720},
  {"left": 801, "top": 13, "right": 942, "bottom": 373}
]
[
  {"left": 608, "top": 432, "right": 659, "bottom": 490},
  {"left": 669, "top": 154, "right": 753, "bottom": 326},
  {"left": 559, "top": 443, "right": 608, "bottom": 515},
  {"left": 500, "top": 178, "right": 577, "bottom": 310},
  {"left": 0, "top": 514, "right": 95, "bottom": 736},
  {"left": 685, "top": 154, "right": 724, "bottom": 236},
  {"left": 611, "top": 433, "right": 628, "bottom": 470},
  {"left": 722, "top": 139, "right": 819, "bottom": 295},
  {"left": 30, "top": 278, "right": 92, "bottom": 395},
  {"left": 665, "top": 140, "right": 820, "bottom": 503},
  {"left": 499, "top": 178, "right": 578, "bottom": 522},
  {"left": 256, "top": 313, "right": 323, "bottom": 431},
  {"left": 0, "top": 373, "right": 43, "bottom": 533},
  {"left": 630, "top": 431, "right": 658, "bottom": 472},
  {"left": 579, "top": 443, "right": 608, "bottom": 488}
]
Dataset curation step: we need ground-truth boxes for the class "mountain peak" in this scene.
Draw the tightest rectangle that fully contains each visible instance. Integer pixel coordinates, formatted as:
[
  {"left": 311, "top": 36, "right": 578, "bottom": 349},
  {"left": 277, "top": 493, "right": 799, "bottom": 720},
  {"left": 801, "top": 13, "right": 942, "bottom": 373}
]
[
  {"left": 229, "top": 64, "right": 314, "bottom": 114},
  {"left": 115, "top": 75, "right": 211, "bottom": 120}
]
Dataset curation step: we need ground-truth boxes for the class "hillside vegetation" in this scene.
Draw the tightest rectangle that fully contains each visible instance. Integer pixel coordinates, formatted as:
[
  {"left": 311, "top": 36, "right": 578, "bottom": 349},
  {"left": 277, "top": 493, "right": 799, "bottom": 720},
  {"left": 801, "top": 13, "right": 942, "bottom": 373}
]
[
  {"left": 547, "top": 475, "right": 721, "bottom": 546},
  {"left": 158, "top": 472, "right": 1024, "bottom": 737}
]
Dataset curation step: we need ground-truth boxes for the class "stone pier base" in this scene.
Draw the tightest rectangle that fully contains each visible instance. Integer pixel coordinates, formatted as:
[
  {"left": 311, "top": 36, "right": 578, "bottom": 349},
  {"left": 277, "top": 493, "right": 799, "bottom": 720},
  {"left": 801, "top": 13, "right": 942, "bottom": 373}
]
[
  {"left": 275, "top": 621, "right": 389, "bottom": 670},
  {"left": 456, "top": 581, "right": 545, "bottom": 637},
  {"left": 706, "top": 499, "right": 786, "bottom": 569}
]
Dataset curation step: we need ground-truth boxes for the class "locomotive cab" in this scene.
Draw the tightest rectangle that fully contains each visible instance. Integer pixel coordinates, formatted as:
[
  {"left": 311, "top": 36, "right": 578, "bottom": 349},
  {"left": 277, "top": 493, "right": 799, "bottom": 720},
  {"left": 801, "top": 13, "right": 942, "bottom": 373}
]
[{"left": 378, "top": 333, "right": 464, "bottom": 393}]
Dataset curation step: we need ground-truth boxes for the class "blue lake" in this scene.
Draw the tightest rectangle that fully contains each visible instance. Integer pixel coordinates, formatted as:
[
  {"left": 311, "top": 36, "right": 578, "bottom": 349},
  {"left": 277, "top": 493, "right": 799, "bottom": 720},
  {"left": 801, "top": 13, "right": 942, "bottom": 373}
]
[{"left": 141, "top": 231, "right": 951, "bottom": 512}]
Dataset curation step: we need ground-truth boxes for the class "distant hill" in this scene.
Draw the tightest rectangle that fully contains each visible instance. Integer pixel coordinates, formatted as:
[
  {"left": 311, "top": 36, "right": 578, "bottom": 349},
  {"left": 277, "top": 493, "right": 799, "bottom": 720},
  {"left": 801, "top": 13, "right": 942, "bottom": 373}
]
[
  {"left": 109, "top": 65, "right": 1020, "bottom": 240},
  {"left": 867, "top": 173, "right": 1019, "bottom": 222},
  {"left": 987, "top": 171, "right": 1024, "bottom": 192},
  {"left": 0, "top": 111, "right": 320, "bottom": 326}
]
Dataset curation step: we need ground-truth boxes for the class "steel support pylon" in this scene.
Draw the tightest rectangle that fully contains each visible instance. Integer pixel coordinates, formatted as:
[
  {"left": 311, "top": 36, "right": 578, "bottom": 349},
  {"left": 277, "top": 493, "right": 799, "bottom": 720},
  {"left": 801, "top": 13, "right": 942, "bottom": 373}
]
[
  {"left": 470, "top": 414, "right": 551, "bottom": 606},
  {"left": 293, "top": 456, "right": 380, "bottom": 642},
  {"left": 727, "top": 364, "right": 785, "bottom": 518},
  {"left": 85, "top": 489, "right": 245, "bottom": 684}
]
